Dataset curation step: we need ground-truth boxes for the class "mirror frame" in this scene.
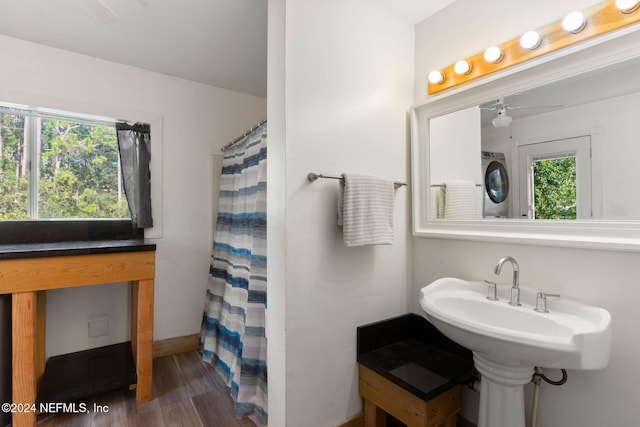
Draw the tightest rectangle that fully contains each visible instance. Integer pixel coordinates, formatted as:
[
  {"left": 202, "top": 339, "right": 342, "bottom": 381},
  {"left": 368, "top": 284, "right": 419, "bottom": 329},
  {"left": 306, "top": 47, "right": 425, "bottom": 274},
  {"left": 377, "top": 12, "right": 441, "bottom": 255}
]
[{"left": 411, "top": 25, "right": 640, "bottom": 251}]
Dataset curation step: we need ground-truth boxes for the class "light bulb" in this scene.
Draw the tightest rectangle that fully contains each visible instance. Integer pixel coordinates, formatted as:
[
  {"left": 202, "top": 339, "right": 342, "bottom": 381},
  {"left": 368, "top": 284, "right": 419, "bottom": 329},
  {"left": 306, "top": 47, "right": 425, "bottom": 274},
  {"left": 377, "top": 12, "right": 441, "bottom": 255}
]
[
  {"left": 520, "top": 31, "right": 541, "bottom": 50},
  {"left": 454, "top": 60, "right": 472, "bottom": 75},
  {"left": 616, "top": 0, "right": 640, "bottom": 13},
  {"left": 492, "top": 115, "right": 512, "bottom": 128},
  {"left": 484, "top": 46, "right": 504, "bottom": 63},
  {"left": 428, "top": 70, "right": 445, "bottom": 84},
  {"left": 492, "top": 108, "right": 512, "bottom": 128},
  {"left": 562, "top": 11, "right": 586, "bottom": 33}
]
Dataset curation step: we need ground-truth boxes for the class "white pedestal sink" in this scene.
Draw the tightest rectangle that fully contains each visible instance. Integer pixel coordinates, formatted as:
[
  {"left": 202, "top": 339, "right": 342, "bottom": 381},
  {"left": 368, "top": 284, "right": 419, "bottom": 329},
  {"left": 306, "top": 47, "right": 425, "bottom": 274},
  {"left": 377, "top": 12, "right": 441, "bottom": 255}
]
[{"left": 420, "top": 277, "right": 611, "bottom": 427}]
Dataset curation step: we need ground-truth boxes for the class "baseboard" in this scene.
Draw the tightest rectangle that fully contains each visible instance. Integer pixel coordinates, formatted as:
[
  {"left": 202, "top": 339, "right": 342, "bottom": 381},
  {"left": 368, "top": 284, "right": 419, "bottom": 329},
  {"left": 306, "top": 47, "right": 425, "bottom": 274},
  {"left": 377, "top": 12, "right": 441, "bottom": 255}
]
[
  {"left": 335, "top": 413, "right": 475, "bottom": 427},
  {"left": 335, "top": 413, "right": 363, "bottom": 427},
  {"left": 153, "top": 334, "right": 200, "bottom": 358}
]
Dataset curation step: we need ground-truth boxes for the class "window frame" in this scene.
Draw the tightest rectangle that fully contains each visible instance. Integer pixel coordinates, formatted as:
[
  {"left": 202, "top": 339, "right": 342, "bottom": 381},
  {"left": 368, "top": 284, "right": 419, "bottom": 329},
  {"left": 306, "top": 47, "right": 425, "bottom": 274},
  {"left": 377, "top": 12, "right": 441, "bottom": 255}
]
[
  {"left": 0, "top": 104, "right": 129, "bottom": 220},
  {"left": 0, "top": 97, "right": 163, "bottom": 240},
  {"left": 517, "top": 136, "right": 591, "bottom": 220}
]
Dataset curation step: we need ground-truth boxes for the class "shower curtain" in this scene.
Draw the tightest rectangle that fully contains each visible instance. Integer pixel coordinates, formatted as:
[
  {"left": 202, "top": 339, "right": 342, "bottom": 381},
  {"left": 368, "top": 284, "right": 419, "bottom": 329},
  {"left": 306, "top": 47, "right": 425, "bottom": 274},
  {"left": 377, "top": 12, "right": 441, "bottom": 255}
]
[{"left": 200, "top": 122, "right": 267, "bottom": 426}]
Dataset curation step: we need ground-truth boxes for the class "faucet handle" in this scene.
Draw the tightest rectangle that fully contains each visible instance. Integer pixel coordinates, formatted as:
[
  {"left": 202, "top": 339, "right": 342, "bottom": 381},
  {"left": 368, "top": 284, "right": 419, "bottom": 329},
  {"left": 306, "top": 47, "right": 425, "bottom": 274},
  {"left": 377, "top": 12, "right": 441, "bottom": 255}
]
[
  {"left": 484, "top": 280, "right": 499, "bottom": 301},
  {"left": 534, "top": 292, "right": 560, "bottom": 313}
]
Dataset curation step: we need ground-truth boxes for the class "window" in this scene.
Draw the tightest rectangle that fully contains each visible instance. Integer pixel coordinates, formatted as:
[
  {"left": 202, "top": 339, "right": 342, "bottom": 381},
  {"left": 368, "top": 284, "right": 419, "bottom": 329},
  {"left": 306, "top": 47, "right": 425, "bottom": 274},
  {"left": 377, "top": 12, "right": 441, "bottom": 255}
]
[
  {"left": 518, "top": 135, "right": 592, "bottom": 220},
  {"left": 532, "top": 155, "right": 577, "bottom": 219},
  {"left": 0, "top": 105, "right": 128, "bottom": 220}
]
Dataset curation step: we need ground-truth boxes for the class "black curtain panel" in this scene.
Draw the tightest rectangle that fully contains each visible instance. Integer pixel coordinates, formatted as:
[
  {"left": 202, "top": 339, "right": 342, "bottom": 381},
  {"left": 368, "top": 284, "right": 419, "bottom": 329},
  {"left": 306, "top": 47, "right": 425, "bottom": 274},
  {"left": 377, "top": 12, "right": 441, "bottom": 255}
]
[{"left": 115, "top": 122, "right": 153, "bottom": 229}]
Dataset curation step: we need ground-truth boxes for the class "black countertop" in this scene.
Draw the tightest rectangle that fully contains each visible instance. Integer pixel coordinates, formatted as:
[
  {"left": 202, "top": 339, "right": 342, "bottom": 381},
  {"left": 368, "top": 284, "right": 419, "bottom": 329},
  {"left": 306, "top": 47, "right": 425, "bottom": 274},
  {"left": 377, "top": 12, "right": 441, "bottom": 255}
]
[
  {"left": 0, "top": 219, "right": 144, "bottom": 245},
  {"left": 0, "top": 239, "right": 156, "bottom": 260},
  {"left": 357, "top": 313, "right": 477, "bottom": 403}
]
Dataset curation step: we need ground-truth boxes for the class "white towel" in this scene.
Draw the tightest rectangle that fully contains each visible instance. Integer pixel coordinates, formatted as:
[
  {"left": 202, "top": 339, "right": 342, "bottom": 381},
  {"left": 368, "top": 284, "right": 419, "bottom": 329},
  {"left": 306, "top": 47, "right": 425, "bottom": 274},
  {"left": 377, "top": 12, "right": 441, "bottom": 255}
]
[
  {"left": 438, "top": 187, "right": 446, "bottom": 218},
  {"left": 338, "top": 174, "right": 395, "bottom": 246},
  {"left": 444, "top": 180, "right": 481, "bottom": 219},
  {"left": 430, "top": 187, "right": 446, "bottom": 219}
]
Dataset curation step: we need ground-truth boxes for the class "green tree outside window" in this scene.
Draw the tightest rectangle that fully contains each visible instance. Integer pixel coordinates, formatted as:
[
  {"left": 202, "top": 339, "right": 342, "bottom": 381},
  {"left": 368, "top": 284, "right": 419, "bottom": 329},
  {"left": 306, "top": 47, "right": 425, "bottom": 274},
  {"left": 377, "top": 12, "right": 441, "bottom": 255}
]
[
  {"left": 532, "top": 157, "right": 577, "bottom": 220},
  {"left": 0, "top": 112, "right": 129, "bottom": 220}
]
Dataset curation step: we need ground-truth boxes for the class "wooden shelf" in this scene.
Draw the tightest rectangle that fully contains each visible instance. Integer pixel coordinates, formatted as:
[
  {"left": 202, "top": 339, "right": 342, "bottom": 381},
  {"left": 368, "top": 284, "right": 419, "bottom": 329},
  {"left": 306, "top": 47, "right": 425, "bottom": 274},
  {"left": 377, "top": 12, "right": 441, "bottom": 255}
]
[
  {"left": 36, "top": 342, "right": 136, "bottom": 405},
  {"left": 0, "top": 245, "right": 156, "bottom": 427},
  {"left": 359, "top": 364, "right": 461, "bottom": 427}
]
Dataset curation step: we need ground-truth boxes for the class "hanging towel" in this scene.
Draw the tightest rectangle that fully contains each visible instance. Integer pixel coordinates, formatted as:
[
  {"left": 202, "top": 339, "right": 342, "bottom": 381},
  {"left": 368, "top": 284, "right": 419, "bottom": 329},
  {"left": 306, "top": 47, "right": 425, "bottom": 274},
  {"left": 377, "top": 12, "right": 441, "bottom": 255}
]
[
  {"left": 338, "top": 174, "right": 395, "bottom": 246},
  {"left": 444, "top": 180, "right": 481, "bottom": 219},
  {"left": 438, "top": 187, "right": 446, "bottom": 218},
  {"left": 429, "top": 187, "right": 438, "bottom": 219},
  {"left": 429, "top": 187, "right": 446, "bottom": 219}
]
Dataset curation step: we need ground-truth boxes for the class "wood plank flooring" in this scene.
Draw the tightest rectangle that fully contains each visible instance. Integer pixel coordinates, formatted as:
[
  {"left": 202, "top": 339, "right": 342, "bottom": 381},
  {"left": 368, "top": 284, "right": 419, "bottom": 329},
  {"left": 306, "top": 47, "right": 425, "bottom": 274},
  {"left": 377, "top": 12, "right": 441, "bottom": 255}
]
[{"left": 37, "top": 351, "right": 256, "bottom": 427}]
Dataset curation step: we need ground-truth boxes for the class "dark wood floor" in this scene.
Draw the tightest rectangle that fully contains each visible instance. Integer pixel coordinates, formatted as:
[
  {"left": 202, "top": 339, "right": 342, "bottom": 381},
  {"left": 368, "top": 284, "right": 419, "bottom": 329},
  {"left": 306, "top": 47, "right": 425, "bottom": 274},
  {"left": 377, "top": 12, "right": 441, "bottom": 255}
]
[{"left": 37, "top": 351, "right": 256, "bottom": 427}]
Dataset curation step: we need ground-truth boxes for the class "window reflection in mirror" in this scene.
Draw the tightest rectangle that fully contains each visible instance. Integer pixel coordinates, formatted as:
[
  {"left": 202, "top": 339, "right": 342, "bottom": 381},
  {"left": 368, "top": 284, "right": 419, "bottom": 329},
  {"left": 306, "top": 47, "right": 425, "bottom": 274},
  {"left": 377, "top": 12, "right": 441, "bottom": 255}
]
[
  {"left": 532, "top": 156, "right": 576, "bottom": 220},
  {"left": 428, "top": 55, "right": 640, "bottom": 221},
  {"left": 518, "top": 136, "right": 590, "bottom": 220}
]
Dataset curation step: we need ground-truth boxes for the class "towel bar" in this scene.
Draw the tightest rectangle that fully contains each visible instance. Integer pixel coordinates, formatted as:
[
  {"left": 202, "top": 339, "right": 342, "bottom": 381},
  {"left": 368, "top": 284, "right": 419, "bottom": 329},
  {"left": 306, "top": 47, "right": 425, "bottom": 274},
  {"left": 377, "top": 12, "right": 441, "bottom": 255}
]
[
  {"left": 431, "top": 183, "right": 482, "bottom": 187},
  {"left": 307, "top": 173, "right": 406, "bottom": 189}
]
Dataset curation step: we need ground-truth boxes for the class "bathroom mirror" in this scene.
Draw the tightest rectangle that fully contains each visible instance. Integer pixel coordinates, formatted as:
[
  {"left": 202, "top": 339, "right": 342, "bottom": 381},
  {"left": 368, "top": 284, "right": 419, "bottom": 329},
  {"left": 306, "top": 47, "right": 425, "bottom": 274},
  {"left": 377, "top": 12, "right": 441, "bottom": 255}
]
[
  {"left": 411, "top": 27, "right": 640, "bottom": 250},
  {"left": 431, "top": 55, "right": 640, "bottom": 221}
]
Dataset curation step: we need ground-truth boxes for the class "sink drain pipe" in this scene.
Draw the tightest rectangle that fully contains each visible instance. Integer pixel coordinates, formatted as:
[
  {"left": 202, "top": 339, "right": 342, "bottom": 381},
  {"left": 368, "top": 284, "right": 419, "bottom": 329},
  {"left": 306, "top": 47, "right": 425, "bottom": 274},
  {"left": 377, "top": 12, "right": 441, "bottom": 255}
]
[
  {"left": 530, "top": 368, "right": 543, "bottom": 427},
  {"left": 530, "top": 367, "right": 568, "bottom": 427}
]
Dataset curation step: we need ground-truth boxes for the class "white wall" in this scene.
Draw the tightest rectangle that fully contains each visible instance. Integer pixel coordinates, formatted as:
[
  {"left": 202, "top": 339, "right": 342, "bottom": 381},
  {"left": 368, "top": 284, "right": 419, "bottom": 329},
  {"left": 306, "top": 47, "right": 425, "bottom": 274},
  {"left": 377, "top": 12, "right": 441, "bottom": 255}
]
[
  {"left": 415, "top": 1, "right": 640, "bottom": 425},
  {"left": 268, "top": 0, "right": 414, "bottom": 425},
  {"left": 430, "top": 106, "right": 481, "bottom": 185},
  {"left": 0, "top": 35, "right": 266, "bottom": 357},
  {"left": 266, "top": 0, "right": 287, "bottom": 425}
]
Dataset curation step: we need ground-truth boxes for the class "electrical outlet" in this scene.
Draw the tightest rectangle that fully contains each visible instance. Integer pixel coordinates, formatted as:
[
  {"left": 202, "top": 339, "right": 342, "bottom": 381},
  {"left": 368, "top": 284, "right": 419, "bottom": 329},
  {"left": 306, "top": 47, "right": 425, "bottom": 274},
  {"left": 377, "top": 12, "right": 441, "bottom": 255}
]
[{"left": 88, "top": 318, "right": 108, "bottom": 338}]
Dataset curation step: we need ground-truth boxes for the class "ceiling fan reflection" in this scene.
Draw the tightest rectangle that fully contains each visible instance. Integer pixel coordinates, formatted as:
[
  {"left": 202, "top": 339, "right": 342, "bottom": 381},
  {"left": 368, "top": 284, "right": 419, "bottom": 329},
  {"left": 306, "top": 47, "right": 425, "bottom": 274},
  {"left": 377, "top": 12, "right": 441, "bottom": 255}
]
[{"left": 482, "top": 98, "right": 565, "bottom": 128}]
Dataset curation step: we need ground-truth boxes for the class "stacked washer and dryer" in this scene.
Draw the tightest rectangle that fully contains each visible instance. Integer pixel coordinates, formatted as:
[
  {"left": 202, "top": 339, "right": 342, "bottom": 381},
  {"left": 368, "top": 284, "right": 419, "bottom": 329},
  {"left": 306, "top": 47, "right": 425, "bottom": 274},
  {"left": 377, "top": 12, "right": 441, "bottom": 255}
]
[{"left": 481, "top": 151, "right": 510, "bottom": 218}]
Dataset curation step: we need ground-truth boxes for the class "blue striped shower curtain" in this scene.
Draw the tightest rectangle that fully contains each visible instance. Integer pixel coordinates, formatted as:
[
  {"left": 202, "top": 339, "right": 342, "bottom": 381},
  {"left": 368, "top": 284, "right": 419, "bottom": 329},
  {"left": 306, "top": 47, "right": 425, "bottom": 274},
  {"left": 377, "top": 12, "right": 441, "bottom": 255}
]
[{"left": 200, "top": 122, "right": 267, "bottom": 426}]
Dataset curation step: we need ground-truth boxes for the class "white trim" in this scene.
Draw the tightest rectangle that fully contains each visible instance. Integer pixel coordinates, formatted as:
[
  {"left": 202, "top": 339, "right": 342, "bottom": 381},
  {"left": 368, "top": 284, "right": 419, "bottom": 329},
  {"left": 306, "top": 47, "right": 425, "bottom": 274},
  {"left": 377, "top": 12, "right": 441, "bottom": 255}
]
[
  {"left": 411, "top": 26, "right": 640, "bottom": 252},
  {"left": 0, "top": 103, "right": 118, "bottom": 128}
]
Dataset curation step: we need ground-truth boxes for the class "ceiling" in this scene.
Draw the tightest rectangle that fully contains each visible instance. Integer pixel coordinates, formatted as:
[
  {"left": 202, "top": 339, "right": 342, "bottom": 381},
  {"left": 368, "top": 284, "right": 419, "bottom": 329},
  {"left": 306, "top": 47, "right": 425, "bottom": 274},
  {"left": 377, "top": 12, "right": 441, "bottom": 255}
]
[
  {"left": 0, "top": 0, "right": 455, "bottom": 99},
  {"left": 0, "top": 0, "right": 268, "bottom": 97},
  {"left": 480, "top": 55, "right": 640, "bottom": 127},
  {"left": 372, "top": 0, "right": 456, "bottom": 25}
]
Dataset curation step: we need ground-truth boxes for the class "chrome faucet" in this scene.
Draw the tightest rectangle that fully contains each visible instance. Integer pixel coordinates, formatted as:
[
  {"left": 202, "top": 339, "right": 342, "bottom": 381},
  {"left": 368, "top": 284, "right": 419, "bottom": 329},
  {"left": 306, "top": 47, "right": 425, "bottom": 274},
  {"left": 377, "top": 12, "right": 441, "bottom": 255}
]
[{"left": 495, "top": 256, "right": 521, "bottom": 306}]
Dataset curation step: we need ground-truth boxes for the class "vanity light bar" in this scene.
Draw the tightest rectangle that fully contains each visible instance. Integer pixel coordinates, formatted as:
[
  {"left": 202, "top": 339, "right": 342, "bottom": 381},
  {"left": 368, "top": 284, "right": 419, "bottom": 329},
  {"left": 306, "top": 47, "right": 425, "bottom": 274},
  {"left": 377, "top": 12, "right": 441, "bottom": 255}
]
[{"left": 428, "top": 0, "right": 640, "bottom": 95}]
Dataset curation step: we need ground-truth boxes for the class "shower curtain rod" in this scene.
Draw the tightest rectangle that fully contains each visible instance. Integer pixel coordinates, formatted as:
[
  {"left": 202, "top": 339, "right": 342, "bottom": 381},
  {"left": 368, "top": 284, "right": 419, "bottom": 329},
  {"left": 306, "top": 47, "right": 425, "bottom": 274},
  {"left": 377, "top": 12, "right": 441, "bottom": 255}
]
[{"left": 221, "top": 118, "right": 267, "bottom": 152}]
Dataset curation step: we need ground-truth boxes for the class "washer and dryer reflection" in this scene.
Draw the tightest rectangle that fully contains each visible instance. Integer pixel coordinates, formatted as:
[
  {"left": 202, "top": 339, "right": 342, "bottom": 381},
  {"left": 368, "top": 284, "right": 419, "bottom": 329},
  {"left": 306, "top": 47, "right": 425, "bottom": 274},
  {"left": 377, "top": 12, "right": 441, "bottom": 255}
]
[{"left": 481, "top": 151, "right": 510, "bottom": 218}]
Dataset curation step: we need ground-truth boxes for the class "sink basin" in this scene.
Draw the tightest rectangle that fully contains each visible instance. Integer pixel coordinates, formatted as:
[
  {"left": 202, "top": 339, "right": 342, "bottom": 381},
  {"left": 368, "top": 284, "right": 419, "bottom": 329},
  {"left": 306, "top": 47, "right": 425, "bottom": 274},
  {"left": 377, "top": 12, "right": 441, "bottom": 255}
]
[
  {"left": 419, "top": 277, "right": 611, "bottom": 369},
  {"left": 420, "top": 277, "right": 612, "bottom": 427}
]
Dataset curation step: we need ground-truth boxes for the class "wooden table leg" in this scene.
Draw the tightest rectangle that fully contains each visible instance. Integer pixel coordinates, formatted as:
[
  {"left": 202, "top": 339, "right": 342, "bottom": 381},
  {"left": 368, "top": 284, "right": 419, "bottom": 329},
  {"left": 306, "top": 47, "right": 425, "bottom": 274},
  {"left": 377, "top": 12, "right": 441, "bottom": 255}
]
[
  {"left": 131, "top": 282, "right": 138, "bottom": 363},
  {"left": 133, "top": 279, "right": 154, "bottom": 403},
  {"left": 364, "top": 398, "right": 387, "bottom": 427},
  {"left": 12, "top": 292, "right": 37, "bottom": 427},
  {"left": 36, "top": 291, "right": 46, "bottom": 385}
]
